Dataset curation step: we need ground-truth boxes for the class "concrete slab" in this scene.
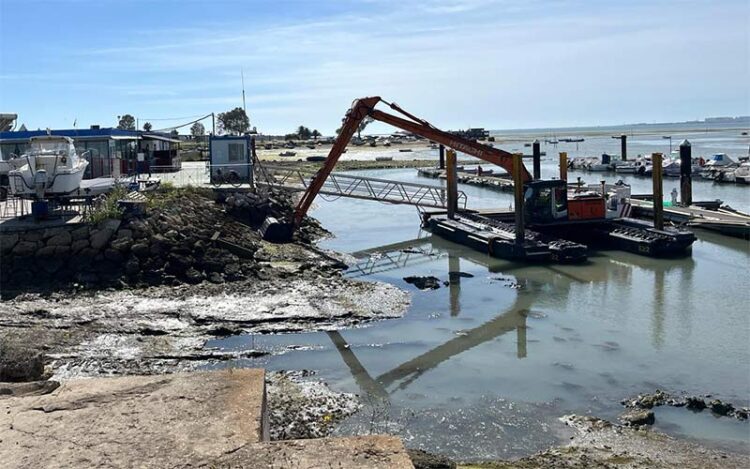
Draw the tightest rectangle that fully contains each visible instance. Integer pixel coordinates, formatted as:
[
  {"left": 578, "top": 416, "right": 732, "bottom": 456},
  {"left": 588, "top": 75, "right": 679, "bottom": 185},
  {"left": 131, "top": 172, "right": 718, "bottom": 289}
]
[
  {"left": 0, "top": 369, "right": 268, "bottom": 468},
  {"left": 201, "top": 435, "right": 415, "bottom": 468}
]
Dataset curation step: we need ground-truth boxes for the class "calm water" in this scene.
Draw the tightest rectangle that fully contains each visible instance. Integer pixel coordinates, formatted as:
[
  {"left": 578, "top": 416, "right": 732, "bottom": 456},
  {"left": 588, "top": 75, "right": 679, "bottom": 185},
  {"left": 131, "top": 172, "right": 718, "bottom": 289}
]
[{"left": 213, "top": 134, "right": 750, "bottom": 459}]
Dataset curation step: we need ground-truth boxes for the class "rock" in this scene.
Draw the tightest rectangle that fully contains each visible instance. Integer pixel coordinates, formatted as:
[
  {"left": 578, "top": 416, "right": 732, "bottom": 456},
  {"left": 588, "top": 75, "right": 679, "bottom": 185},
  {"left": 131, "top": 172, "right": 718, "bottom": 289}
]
[
  {"left": 115, "top": 229, "right": 133, "bottom": 240},
  {"left": 407, "top": 449, "right": 456, "bottom": 469},
  {"left": 131, "top": 242, "right": 150, "bottom": 258},
  {"left": 12, "top": 240, "right": 39, "bottom": 256},
  {"left": 104, "top": 248, "right": 124, "bottom": 263},
  {"left": 623, "top": 389, "right": 671, "bottom": 409},
  {"left": 40, "top": 258, "right": 64, "bottom": 274},
  {"left": 1, "top": 232, "right": 19, "bottom": 253},
  {"left": 166, "top": 253, "right": 194, "bottom": 273},
  {"left": 207, "top": 272, "right": 225, "bottom": 284},
  {"left": 23, "top": 231, "right": 44, "bottom": 242},
  {"left": 184, "top": 267, "right": 204, "bottom": 284},
  {"left": 709, "top": 400, "right": 734, "bottom": 416},
  {"left": 685, "top": 396, "right": 707, "bottom": 410},
  {"left": 110, "top": 237, "right": 133, "bottom": 252},
  {"left": 619, "top": 409, "right": 655, "bottom": 426},
  {"left": 46, "top": 230, "right": 72, "bottom": 246},
  {"left": 0, "top": 341, "right": 45, "bottom": 382},
  {"left": 403, "top": 275, "right": 441, "bottom": 290},
  {"left": 70, "top": 226, "right": 90, "bottom": 241},
  {"left": 125, "top": 256, "right": 140, "bottom": 276},
  {"left": 35, "top": 245, "right": 57, "bottom": 258},
  {"left": 71, "top": 239, "right": 90, "bottom": 253},
  {"left": 90, "top": 228, "right": 116, "bottom": 250}
]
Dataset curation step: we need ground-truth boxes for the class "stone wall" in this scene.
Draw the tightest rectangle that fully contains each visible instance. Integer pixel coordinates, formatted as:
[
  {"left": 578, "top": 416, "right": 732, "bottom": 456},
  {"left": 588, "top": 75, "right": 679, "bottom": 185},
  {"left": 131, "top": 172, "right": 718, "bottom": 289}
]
[{"left": 0, "top": 191, "right": 261, "bottom": 295}]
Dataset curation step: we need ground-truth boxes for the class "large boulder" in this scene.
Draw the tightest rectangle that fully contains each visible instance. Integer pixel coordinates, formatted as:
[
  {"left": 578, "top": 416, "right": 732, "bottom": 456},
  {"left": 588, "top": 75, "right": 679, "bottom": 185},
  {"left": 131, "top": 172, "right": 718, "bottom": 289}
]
[
  {"left": 0, "top": 341, "right": 45, "bottom": 382},
  {"left": 46, "top": 230, "right": 72, "bottom": 246}
]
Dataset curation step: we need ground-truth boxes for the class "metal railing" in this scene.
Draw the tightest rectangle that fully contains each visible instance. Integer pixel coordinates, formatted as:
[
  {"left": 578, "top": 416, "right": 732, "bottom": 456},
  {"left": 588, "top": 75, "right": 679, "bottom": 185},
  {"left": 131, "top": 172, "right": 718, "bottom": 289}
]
[{"left": 259, "top": 165, "right": 467, "bottom": 210}]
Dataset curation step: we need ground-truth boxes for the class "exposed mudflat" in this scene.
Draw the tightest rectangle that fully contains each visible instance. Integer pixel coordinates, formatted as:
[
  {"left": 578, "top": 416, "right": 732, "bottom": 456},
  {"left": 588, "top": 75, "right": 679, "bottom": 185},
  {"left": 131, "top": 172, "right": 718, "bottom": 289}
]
[{"left": 0, "top": 274, "right": 408, "bottom": 379}]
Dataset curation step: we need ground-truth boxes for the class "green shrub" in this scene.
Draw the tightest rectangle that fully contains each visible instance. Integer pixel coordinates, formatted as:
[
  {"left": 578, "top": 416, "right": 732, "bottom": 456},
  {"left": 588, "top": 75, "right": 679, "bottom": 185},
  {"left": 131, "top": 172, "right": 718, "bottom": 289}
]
[{"left": 85, "top": 186, "right": 127, "bottom": 225}]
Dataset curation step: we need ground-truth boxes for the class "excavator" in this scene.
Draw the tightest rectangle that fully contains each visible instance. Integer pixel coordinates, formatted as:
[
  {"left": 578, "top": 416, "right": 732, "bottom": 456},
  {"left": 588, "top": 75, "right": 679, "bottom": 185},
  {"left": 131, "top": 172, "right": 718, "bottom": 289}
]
[
  {"left": 262, "top": 96, "right": 534, "bottom": 238},
  {"left": 260, "top": 96, "right": 695, "bottom": 259}
]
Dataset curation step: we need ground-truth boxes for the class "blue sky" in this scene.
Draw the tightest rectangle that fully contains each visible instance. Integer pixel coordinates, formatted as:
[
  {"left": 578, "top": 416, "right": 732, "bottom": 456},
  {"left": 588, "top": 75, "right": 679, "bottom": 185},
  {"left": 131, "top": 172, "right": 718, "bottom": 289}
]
[{"left": 0, "top": 0, "right": 748, "bottom": 134}]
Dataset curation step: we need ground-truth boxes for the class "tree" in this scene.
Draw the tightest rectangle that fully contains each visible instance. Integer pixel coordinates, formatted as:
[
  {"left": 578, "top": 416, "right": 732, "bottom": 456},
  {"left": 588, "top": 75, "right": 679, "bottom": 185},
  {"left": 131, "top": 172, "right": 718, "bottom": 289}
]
[
  {"left": 143, "top": 122, "right": 152, "bottom": 132},
  {"left": 357, "top": 117, "right": 373, "bottom": 139},
  {"left": 170, "top": 129, "right": 179, "bottom": 138},
  {"left": 117, "top": 114, "right": 136, "bottom": 130},
  {"left": 312, "top": 129, "right": 321, "bottom": 140},
  {"left": 190, "top": 122, "right": 205, "bottom": 139},
  {"left": 296, "top": 125, "right": 312, "bottom": 140},
  {"left": 217, "top": 107, "right": 250, "bottom": 135}
]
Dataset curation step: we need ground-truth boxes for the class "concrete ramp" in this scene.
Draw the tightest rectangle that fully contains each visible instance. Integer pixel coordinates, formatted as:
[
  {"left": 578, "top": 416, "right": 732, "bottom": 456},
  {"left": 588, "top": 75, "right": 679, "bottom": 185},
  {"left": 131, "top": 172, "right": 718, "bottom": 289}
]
[{"left": 0, "top": 369, "right": 414, "bottom": 468}]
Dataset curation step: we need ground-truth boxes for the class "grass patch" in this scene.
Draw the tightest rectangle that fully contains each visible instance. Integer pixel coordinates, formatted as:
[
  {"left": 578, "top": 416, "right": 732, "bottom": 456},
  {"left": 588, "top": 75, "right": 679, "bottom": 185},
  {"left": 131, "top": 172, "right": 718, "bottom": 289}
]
[{"left": 85, "top": 186, "right": 127, "bottom": 225}]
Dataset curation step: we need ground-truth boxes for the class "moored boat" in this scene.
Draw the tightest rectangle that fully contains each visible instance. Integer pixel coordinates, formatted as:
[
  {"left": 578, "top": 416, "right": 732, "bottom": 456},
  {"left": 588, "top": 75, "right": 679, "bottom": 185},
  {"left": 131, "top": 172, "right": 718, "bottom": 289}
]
[{"left": 8, "top": 135, "right": 88, "bottom": 198}]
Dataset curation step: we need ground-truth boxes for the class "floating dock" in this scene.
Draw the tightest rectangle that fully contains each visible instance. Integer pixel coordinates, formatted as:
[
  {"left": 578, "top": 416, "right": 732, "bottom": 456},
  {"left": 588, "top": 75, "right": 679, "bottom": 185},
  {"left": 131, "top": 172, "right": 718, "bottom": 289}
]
[{"left": 426, "top": 213, "right": 588, "bottom": 263}]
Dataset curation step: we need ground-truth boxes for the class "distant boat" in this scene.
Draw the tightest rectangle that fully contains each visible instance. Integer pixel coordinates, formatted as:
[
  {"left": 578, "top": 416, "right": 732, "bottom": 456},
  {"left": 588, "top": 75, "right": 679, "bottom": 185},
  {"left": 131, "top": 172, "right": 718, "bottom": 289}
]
[
  {"left": 375, "top": 156, "right": 393, "bottom": 162},
  {"left": 306, "top": 155, "right": 326, "bottom": 162},
  {"left": 399, "top": 149, "right": 412, "bottom": 153},
  {"left": 279, "top": 151, "right": 297, "bottom": 157}
]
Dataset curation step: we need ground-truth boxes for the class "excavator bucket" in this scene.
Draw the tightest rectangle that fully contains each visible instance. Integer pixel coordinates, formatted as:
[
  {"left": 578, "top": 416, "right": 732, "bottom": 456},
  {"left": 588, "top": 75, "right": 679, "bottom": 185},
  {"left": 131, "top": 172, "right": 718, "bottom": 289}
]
[{"left": 260, "top": 216, "right": 295, "bottom": 242}]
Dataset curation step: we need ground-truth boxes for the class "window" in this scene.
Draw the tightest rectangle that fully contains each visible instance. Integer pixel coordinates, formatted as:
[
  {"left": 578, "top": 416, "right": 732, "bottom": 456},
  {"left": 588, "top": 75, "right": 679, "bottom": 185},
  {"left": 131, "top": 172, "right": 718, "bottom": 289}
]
[{"left": 228, "top": 143, "right": 245, "bottom": 162}]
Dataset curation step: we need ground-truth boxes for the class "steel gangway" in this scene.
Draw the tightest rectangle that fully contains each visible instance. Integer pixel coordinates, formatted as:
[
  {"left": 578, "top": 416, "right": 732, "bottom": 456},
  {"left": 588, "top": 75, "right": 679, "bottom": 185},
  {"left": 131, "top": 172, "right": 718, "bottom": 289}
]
[{"left": 256, "top": 164, "right": 467, "bottom": 210}]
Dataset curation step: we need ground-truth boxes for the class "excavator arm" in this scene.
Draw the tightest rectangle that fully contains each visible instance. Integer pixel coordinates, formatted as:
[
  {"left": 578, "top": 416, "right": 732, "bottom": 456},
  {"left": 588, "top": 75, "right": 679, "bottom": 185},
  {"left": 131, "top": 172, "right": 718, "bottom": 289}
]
[{"left": 276, "top": 96, "right": 532, "bottom": 236}]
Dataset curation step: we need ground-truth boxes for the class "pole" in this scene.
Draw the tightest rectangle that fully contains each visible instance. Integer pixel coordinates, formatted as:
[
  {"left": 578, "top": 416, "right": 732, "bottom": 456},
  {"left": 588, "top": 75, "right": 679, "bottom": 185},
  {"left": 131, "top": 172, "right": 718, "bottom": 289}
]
[
  {"left": 559, "top": 152, "right": 568, "bottom": 181},
  {"left": 532, "top": 139, "right": 541, "bottom": 180},
  {"left": 439, "top": 144, "right": 445, "bottom": 170},
  {"left": 446, "top": 149, "right": 457, "bottom": 219},
  {"left": 212, "top": 113, "right": 216, "bottom": 135},
  {"left": 621, "top": 134, "right": 627, "bottom": 161},
  {"left": 679, "top": 139, "right": 692, "bottom": 206},
  {"left": 513, "top": 153, "right": 525, "bottom": 244},
  {"left": 652, "top": 152, "right": 664, "bottom": 230}
]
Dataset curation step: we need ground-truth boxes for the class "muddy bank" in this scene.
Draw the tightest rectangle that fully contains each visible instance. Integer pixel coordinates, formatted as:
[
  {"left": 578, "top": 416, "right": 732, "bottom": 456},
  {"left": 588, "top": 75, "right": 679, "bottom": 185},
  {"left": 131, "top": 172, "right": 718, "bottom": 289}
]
[
  {"left": 457, "top": 415, "right": 749, "bottom": 469},
  {"left": 0, "top": 187, "right": 410, "bottom": 379}
]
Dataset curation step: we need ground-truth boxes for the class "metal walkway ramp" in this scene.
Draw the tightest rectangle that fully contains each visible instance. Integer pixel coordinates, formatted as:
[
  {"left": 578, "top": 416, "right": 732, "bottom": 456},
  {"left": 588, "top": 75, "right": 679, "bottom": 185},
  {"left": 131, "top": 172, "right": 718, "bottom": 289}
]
[{"left": 256, "top": 164, "right": 467, "bottom": 210}]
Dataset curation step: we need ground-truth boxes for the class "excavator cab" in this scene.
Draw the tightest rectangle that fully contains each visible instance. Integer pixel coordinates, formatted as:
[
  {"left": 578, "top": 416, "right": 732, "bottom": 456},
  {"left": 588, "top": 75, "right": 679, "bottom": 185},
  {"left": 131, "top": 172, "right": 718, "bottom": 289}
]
[{"left": 523, "top": 180, "right": 569, "bottom": 225}]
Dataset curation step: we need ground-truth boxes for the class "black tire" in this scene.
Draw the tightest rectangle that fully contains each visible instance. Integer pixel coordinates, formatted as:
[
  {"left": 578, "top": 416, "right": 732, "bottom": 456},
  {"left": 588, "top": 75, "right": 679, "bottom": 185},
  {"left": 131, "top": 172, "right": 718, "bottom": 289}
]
[{"left": 228, "top": 170, "right": 242, "bottom": 188}]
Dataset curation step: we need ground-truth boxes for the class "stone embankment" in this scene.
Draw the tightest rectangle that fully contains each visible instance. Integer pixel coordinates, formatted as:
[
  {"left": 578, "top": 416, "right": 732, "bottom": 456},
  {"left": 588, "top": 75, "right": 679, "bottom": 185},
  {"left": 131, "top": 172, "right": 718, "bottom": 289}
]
[{"left": 0, "top": 187, "right": 319, "bottom": 296}]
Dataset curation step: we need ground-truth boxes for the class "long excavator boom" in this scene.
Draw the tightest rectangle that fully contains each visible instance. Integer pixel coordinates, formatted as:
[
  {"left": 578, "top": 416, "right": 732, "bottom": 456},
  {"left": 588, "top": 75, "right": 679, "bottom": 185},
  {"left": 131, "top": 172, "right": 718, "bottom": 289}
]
[{"left": 274, "top": 96, "right": 532, "bottom": 237}]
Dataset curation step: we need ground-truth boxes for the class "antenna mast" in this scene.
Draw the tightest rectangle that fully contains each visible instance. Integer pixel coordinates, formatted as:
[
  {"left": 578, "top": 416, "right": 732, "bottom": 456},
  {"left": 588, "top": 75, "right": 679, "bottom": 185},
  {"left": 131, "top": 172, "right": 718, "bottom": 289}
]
[{"left": 241, "top": 68, "right": 247, "bottom": 115}]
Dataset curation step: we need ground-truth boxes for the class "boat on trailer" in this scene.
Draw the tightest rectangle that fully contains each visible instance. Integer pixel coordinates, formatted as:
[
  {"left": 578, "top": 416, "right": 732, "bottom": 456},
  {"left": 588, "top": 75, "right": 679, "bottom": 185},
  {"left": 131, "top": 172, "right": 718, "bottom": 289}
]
[{"left": 8, "top": 135, "right": 88, "bottom": 198}]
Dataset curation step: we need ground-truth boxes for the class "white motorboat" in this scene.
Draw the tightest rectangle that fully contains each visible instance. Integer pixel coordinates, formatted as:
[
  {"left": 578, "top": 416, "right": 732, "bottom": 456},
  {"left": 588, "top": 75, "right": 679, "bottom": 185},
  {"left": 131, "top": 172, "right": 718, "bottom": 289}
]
[
  {"left": 701, "top": 153, "right": 736, "bottom": 179},
  {"left": 733, "top": 162, "right": 750, "bottom": 184},
  {"left": 8, "top": 135, "right": 88, "bottom": 198}
]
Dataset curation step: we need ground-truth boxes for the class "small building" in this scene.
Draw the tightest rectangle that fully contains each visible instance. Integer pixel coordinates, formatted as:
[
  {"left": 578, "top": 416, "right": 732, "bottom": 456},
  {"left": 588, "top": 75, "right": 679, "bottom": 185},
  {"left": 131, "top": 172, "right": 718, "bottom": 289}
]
[
  {"left": 141, "top": 133, "right": 182, "bottom": 172},
  {"left": 209, "top": 135, "right": 253, "bottom": 184},
  {"left": 0, "top": 127, "right": 182, "bottom": 178}
]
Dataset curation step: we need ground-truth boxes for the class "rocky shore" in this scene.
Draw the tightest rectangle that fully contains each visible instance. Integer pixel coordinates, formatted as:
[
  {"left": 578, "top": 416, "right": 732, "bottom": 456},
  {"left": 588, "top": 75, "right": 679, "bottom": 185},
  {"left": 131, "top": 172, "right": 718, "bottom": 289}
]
[{"left": 0, "top": 186, "right": 409, "bottom": 440}]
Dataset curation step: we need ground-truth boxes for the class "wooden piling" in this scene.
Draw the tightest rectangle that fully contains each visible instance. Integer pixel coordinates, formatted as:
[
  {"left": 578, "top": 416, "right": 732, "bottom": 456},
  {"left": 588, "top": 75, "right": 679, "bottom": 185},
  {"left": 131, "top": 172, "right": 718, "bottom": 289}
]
[
  {"left": 652, "top": 152, "right": 664, "bottom": 230},
  {"left": 446, "top": 149, "right": 457, "bottom": 219},
  {"left": 679, "top": 140, "right": 692, "bottom": 206},
  {"left": 532, "top": 140, "right": 541, "bottom": 180},
  {"left": 620, "top": 134, "right": 627, "bottom": 161},
  {"left": 513, "top": 153, "right": 525, "bottom": 244},
  {"left": 559, "top": 152, "right": 568, "bottom": 181},
  {"left": 439, "top": 144, "right": 445, "bottom": 170}
]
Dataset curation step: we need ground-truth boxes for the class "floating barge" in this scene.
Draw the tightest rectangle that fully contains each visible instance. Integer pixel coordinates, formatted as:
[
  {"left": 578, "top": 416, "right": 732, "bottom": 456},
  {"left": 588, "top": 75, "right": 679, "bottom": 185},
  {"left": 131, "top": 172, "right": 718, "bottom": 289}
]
[{"left": 427, "top": 213, "right": 588, "bottom": 263}]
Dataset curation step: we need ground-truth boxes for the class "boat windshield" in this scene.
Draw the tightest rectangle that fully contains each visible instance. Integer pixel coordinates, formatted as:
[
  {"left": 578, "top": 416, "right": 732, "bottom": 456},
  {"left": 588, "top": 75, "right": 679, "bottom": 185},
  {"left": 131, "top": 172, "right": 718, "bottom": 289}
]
[
  {"left": 711, "top": 154, "right": 726, "bottom": 161},
  {"left": 31, "top": 140, "right": 71, "bottom": 155}
]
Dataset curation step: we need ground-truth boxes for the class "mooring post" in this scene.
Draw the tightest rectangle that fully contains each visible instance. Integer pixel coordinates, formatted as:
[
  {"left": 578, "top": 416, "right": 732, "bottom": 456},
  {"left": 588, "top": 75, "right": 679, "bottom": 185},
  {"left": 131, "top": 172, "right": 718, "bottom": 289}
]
[
  {"left": 446, "top": 149, "right": 457, "bottom": 219},
  {"left": 559, "top": 152, "right": 568, "bottom": 181},
  {"left": 439, "top": 144, "right": 445, "bottom": 170},
  {"left": 513, "top": 153, "right": 525, "bottom": 244},
  {"left": 620, "top": 134, "right": 627, "bottom": 161},
  {"left": 532, "top": 139, "right": 541, "bottom": 180},
  {"left": 679, "top": 139, "right": 692, "bottom": 206},
  {"left": 652, "top": 152, "right": 664, "bottom": 230}
]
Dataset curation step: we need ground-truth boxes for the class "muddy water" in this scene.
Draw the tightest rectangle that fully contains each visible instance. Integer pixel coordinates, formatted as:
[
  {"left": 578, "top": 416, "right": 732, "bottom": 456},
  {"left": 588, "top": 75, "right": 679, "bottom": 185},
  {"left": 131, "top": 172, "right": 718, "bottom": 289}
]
[{"left": 212, "top": 166, "right": 749, "bottom": 460}]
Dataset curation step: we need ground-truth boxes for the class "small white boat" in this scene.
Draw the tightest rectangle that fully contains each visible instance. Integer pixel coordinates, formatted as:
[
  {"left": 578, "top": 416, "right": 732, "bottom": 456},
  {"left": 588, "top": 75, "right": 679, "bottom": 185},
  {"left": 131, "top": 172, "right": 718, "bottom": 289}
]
[
  {"left": 701, "top": 153, "right": 736, "bottom": 179},
  {"left": 733, "top": 162, "right": 750, "bottom": 184},
  {"left": 279, "top": 151, "right": 297, "bottom": 157},
  {"left": 8, "top": 135, "right": 88, "bottom": 198}
]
